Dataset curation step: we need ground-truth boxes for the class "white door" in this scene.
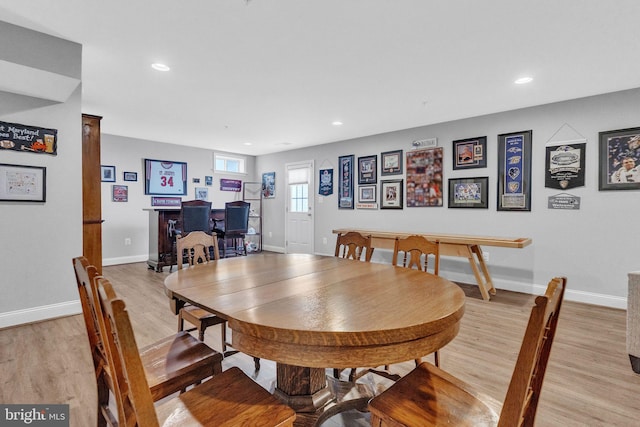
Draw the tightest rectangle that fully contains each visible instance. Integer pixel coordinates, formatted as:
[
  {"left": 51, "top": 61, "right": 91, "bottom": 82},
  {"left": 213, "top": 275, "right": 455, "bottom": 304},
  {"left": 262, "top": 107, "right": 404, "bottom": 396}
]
[{"left": 285, "top": 161, "right": 314, "bottom": 254}]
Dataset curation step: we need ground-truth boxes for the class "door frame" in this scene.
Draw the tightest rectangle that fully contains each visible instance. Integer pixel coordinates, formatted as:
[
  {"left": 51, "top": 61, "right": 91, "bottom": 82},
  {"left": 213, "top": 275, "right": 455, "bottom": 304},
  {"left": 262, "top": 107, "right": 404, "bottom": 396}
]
[{"left": 284, "top": 160, "right": 315, "bottom": 254}]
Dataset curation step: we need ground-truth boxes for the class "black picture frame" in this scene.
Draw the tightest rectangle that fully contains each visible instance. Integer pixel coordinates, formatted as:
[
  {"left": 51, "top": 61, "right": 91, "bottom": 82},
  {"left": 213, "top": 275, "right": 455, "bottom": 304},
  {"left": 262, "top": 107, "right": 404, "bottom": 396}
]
[
  {"left": 381, "top": 149, "right": 403, "bottom": 175},
  {"left": 497, "top": 130, "right": 532, "bottom": 211},
  {"left": 144, "top": 158, "right": 188, "bottom": 196},
  {"left": 101, "top": 165, "right": 116, "bottom": 182},
  {"left": 358, "top": 184, "right": 377, "bottom": 203},
  {"left": 112, "top": 185, "right": 128, "bottom": 202},
  {"left": 448, "top": 177, "right": 489, "bottom": 209},
  {"left": 358, "top": 155, "right": 377, "bottom": 184},
  {"left": 598, "top": 126, "right": 640, "bottom": 191},
  {"left": 380, "top": 179, "right": 403, "bottom": 209},
  {"left": 338, "top": 155, "right": 354, "bottom": 209},
  {"left": 452, "top": 136, "right": 487, "bottom": 170},
  {"left": 123, "top": 171, "right": 137, "bottom": 182},
  {"left": 0, "top": 163, "right": 46, "bottom": 202}
]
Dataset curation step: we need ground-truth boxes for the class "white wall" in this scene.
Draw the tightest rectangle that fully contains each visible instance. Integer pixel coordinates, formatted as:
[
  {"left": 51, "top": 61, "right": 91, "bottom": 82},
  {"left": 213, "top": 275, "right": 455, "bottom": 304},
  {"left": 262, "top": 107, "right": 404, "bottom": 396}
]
[
  {"left": 0, "top": 22, "right": 83, "bottom": 327},
  {"left": 99, "top": 134, "right": 256, "bottom": 266},
  {"left": 256, "top": 88, "right": 640, "bottom": 309}
]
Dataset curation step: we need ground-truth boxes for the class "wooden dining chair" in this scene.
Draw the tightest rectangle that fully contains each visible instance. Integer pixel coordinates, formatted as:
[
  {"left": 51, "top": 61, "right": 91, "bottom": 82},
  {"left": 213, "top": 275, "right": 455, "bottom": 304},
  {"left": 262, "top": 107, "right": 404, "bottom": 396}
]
[
  {"left": 369, "top": 276, "right": 567, "bottom": 427},
  {"left": 175, "top": 232, "right": 260, "bottom": 370},
  {"left": 96, "top": 276, "right": 296, "bottom": 427},
  {"left": 73, "top": 256, "right": 222, "bottom": 425},
  {"left": 393, "top": 234, "right": 441, "bottom": 367},
  {"left": 334, "top": 231, "right": 374, "bottom": 262}
]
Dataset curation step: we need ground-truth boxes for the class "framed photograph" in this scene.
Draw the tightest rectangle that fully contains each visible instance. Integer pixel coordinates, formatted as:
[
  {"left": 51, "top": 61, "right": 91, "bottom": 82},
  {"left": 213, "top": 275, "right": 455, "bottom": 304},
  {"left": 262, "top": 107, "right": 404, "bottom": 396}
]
[
  {"left": 358, "top": 185, "right": 377, "bottom": 203},
  {"left": 262, "top": 172, "right": 275, "bottom": 198},
  {"left": 123, "top": 171, "right": 137, "bottom": 182},
  {"left": 380, "top": 179, "right": 403, "bottom": 209},
  {"left": 338, "top": 155, "right": 354, "bottom": 209},
  {"left": 358, "top": 155, "right": 377, "bottom": 184},
  {"left": 452, "top": 136, "right": 487, "bottom": 170},
  {"left": 112, "top": 185, "right": 128, "bottom": 202},
  {"left": 406, "top": 147, "right": 443, "bottom": 207},
  {"left": 599, "top": 126, "right": 640, "bottom": 191},
  {"left": 381, "top": 149, "right": 403, "bottom": 175},
  {"left": 195, "top": 187, "right": 208, "bottom": 201},
  {"left": 101, "top": 165, "right": 116, "bottom": 182},
  {"left": 497, "top": 130, "right": 532, "bottom": 211},
  {"left": 0, "top": 163, "right": 46, "bottom": 202},
  {"left": 448, "top": 177, "right": 489, "bottom": 209},
  {"left": 144, "top": 158, "right": 188, "bottom": 196}
]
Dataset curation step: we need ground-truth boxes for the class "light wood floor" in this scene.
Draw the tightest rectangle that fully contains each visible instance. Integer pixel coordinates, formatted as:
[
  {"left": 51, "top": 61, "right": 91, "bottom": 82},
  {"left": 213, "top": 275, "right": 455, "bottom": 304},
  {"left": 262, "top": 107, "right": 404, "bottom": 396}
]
[{"left": 1, "top": 261, "right": 639, "bottom": 426}]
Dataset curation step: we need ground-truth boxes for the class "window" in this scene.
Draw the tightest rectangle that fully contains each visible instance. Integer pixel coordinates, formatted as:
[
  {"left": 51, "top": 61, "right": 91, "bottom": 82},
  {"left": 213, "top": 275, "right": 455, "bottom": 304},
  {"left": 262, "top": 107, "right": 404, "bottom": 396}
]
[
  {"left": 289, "top": 184, "right": 308, "bottom": 213},
  {"left": 214, "top": 153, "right": 246, "bottom": 174}
]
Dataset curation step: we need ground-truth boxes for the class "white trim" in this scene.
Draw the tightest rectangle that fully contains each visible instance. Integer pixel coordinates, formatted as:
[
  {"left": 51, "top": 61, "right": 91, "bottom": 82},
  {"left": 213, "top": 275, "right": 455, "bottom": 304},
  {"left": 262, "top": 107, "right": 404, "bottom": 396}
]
[
  {"left": 103, "top": 255, "right": 149, "bottom": 266},
  {"left": 262, "top": 244, "right": 285, "bottom": 253},
  {"left": 0, "top": 300, "right": 81, "bottom": 330}
]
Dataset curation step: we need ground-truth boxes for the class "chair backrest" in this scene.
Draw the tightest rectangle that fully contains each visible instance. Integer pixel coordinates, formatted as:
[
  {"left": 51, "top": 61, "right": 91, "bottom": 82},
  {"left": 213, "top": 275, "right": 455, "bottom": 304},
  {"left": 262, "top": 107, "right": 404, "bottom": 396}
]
[
  {"left": 392, "top": 235, "right": 440, "bottom": 275},
  {"left": 176, "top": 231, "right": 220, "bottom": 270},
  {"left": 498, "top": 276, "right": 567, "bottom": 427},
  {"left": 72, "top": 256, "right": 118, "bottom": 427},
  {"left": 95, "top": 276, "right": 160, "bottom": 427},
  {"left": 334, "top": 231, "right": 373, "bottom": 262},
  {"left": 224, "top": 200, "right": 250, "bottom": 235},
  {"left": 181, "top": 199, "right": 212, "bottom": 235}
]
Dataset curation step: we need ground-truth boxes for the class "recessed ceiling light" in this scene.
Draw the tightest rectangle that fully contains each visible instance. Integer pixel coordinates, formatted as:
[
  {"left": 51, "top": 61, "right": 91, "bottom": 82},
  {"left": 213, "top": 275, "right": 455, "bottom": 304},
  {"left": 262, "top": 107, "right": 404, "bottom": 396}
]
[
  {"left": 514, "top": 76, "right": 533, "bottom": 84},
  {"left": 151, "top": 63, "right": 170, "bottom": 72},
  {"left": 332, "top": 121, "right": 343, "bottom": 126},
  {"left": 243, "top": 142, "right": 252, "bottom": 146}
]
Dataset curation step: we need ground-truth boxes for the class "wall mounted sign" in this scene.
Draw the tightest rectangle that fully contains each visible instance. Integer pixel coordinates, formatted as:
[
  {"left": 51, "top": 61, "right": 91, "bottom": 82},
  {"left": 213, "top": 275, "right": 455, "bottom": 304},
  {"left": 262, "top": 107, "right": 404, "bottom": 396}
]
[
  {"left": 406, "top": 147, "right": 443, "bottom": 207},
  {"left": 0, "top": 121, "right": 58, "bottom": 155},
  {"left": 318, "top": 168, "right": 333, "bottom": 196},
  {"left": 548, "top": 193, "right": 581, "bottom": 210},
  {"left": 545, "top": 143, "right": 586, "bottom": 189},
  {"left": 497, "top": 130, "right": 532, "bottom": 211},
  {"left": 151, "top": 196, "right": 181, "bottom": 207},
  {"left": 220, "top": 178, "right": 242, "bottom": 192},
  {"left": 338, "top": 155, "right": 354, "bottom": 209}
]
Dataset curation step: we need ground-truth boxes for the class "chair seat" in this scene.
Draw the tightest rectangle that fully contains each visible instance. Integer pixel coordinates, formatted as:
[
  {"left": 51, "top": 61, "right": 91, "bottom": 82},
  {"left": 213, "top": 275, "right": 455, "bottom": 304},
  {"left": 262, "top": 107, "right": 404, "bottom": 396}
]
[
  {"left": 369, "top": 361, "right": 500, "bottom": 427},
  {"left": 155, "top": 366, "right": 296, "bottom": 427},
  {"left": 140, "top": 331, "right": 223, "bottom": 401}
]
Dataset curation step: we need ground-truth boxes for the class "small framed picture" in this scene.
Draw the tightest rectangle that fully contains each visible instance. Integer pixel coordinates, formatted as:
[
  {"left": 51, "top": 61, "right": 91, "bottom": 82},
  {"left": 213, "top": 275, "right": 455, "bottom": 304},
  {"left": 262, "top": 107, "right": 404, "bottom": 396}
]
[
  {"left": 358, "top": 155, "right": 377, "bottom": 184},
  {"left": 358, "top": 185, "right": 377, "bottom": 203},
  {"left": 381, "top": 149, "right": 403, "bottom": 175},
  {"left": 101, "top": 165, "right": 116, "bottom": 182},
  {"left": 497, "top": 130, "right": 532, "bottom": 211},
  {"left": 123, "top": 171, "right": 137, "bottom": 182},
  {"left": 598, "top": 126, "right": 640, "bottom": 191},
  {"left": 195, "top": 187, "right": 208, "bottom": 201},
  {"left": 448, "top": 177, "right": 489, "bottom": 209},
  {"left": 380, "top": 179, "right": 403, "bottom": 209},
  {"left": 112, "top": 185, "right": 128, "bottom": 202},
  {"left": 452, "top": 136, "right": 487, "bottom": 170}
]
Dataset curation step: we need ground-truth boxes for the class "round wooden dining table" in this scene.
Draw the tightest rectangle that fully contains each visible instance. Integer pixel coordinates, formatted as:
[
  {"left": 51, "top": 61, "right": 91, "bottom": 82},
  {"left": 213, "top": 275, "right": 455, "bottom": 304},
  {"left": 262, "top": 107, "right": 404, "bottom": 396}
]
[{"left": 164, "top": 253, "right": 465, "bottom": 424}]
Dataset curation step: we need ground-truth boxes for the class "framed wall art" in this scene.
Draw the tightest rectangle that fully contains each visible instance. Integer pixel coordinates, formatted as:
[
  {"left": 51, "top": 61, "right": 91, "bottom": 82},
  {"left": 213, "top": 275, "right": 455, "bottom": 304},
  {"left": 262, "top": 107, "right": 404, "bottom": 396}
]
[
  {"left": 406, "top": 147, "right": 443, "bottom": 207},
  {"left": 497, "top": 130, "right": 532, "bottom": 211},
  {"left": 448, "top": 177, "right": 488, "bottom": 209},
  {"left": 381, "top": 149, "right": 403, "bottom": 175},
  {"left": 338, "top": 155, "right": 354, "bottom": 209},
  {"left": 452, "top": 136, "right": 487, "bottom": 170},
  {"left": 112, "top": 185, "right": 128, "bottom": 202},
  {"left": 262, "top": 172, "right": 275, "bottom": 198},
  {"left": 598, "top": 126, "right": 640, "bottom": 191},
  {"left": 144, "top": 158, "right": 188, "bottom": 195},
  {"left": 101, "top": 165, "right": 116, "bottom": 182},
  {"left": 123, "top": 171, "right": 137, "bottom": 182},
  {"left": 358, "top": 155, "right": 377, "bottom": 184},
  {"left": 0, "top": 163, "right": 46, "bottom": 202},
  {"left": 358, "top": 185, "right": 377, "bottom": 203},
  {"left": 195, "top": 187, "right": 208, "bottom": 201},
  {"left": 380, "top": 179, "right": 403, "bottom": 209}
]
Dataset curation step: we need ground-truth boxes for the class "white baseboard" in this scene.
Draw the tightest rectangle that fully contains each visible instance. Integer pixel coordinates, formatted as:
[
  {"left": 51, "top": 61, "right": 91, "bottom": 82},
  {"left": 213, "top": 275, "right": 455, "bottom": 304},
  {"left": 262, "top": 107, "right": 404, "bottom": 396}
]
[
  {"left": 262, "top": 245, "right": 285, "bottom": 253},
  {"left": 103, "top": 255, "right": 149, "bottom": 266},
  {"left": 0, "top": 300, "right": 81, "bottom": 330}
]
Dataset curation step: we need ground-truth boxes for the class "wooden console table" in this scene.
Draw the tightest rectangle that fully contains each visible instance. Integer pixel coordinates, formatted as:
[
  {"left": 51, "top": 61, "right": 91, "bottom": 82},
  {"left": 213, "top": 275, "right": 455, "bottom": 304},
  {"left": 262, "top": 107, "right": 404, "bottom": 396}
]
[{"left": 332, "top": 228, "right": 532, "bottom": 301}]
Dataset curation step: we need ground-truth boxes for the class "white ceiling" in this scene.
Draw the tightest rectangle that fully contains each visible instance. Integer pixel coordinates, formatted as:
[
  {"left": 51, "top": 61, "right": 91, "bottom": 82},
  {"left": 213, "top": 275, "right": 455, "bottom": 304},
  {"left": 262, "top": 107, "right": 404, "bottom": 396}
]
[{"left": 1, "top": 0, "right": 639, "bottom": 156}]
